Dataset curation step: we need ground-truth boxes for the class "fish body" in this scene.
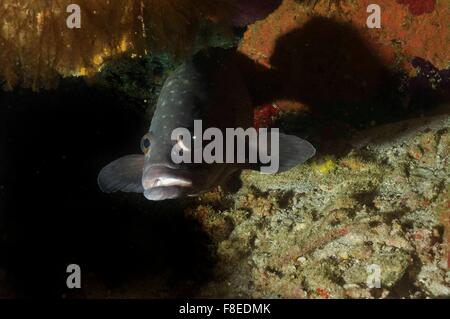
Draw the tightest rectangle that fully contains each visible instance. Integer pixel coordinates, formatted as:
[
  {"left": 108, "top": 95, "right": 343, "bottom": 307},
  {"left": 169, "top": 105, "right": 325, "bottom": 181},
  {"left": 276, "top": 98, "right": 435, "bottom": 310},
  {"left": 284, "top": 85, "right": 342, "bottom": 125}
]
[{"left": 98, "top": 48, "right": 315, "bottom": 201}]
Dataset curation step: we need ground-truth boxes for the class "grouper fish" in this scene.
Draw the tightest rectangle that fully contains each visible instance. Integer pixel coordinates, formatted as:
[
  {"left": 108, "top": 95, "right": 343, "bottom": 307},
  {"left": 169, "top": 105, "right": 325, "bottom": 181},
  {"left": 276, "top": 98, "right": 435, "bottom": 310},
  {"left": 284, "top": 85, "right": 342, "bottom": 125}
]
[{"left": 98, "top": 48, "right": 316, "bottom": 201}]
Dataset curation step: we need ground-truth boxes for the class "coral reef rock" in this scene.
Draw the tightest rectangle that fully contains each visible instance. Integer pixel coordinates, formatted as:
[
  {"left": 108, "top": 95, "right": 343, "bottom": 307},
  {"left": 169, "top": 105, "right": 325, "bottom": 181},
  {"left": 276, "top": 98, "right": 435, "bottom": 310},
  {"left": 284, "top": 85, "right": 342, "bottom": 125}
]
[{"left": 186, "top": 112, "right": 450, "bottom": 298}]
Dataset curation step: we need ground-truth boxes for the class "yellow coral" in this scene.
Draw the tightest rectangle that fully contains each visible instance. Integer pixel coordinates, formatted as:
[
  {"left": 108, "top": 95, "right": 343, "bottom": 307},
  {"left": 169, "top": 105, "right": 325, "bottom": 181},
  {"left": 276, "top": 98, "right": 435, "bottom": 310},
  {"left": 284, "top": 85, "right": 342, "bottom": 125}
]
[
  {"left": 312, "top": 157, "right": 337, "bottom": 175},
  {"left": 0, "top": 0, "right": 232, "bottom": 90}
]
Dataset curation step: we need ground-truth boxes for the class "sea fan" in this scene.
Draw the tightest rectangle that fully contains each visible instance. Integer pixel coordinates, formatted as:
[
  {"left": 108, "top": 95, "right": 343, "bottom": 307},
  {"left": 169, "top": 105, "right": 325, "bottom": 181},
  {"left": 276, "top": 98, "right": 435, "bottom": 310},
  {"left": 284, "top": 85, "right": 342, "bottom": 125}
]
[{"left": 0, "top": 0, "right": 233, "bottom": 90}]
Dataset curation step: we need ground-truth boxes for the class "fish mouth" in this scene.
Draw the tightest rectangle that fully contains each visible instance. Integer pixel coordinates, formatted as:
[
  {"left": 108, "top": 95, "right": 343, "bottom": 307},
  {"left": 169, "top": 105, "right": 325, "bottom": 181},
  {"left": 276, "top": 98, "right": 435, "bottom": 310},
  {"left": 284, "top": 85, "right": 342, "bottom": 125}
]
[
  {"left": 144, "top": 186, "right": 191, "bottom": 201},
  {"left": 142, "top": 166, "right": 194, "bottom": 201}
]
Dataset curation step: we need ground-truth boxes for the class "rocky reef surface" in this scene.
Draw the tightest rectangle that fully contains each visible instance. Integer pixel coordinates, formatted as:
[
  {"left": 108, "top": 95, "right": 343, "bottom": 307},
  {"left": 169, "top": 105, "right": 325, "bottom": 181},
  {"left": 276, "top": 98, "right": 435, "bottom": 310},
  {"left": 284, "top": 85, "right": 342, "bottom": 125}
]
[
  {"left": 63, "top": 110, "right": 448, "bottom": 299},
  {"left": 185, "top": 111, "right": 450, "bottom": 298}
]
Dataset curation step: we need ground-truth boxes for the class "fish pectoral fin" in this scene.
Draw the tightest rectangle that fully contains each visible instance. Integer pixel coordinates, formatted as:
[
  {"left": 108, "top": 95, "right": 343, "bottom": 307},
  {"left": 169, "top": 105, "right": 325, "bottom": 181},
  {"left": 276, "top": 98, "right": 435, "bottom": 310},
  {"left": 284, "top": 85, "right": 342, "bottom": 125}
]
[
  {"left": 97, "top": 154, "right": 145, "bottom": 193},
  {"left": 277, "top": 133, "right": 316, "bottom": 173}
]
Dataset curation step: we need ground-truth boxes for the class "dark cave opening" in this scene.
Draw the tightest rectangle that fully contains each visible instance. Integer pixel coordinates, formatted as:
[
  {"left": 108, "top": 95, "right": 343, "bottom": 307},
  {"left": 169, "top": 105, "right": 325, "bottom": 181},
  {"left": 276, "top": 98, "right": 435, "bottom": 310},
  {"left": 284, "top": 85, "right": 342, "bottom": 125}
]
[{"left": 0, "top": 80, "right": 215, "bottom": 298}]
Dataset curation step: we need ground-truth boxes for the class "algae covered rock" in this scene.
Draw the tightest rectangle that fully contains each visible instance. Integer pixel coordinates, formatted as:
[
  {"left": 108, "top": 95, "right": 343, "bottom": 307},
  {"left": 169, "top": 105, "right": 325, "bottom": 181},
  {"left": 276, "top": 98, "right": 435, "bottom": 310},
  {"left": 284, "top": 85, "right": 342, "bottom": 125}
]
[{"left": 186, "top": 112, "right": 450, "bottom": 299}]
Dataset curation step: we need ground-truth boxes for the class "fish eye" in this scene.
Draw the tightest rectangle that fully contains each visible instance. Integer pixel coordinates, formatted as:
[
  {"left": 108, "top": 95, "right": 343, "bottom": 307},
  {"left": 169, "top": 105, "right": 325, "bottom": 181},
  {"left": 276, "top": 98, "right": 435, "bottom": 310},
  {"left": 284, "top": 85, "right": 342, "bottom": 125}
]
[{"left": 140, "top": 133, "right": 152, "bottom": 155}]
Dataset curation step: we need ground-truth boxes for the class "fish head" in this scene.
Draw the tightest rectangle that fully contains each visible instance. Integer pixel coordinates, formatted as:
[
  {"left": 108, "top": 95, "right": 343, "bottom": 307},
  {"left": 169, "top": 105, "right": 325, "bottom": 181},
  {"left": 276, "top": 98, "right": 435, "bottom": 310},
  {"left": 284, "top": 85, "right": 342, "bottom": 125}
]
[{"left": 97, "top": 49, "right": 247, "bottom": 201}]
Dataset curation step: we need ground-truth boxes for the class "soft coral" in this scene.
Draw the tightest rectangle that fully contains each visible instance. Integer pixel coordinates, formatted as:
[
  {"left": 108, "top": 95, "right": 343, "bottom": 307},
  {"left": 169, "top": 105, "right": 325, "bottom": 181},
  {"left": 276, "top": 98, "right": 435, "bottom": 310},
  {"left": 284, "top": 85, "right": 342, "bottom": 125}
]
[{"left": 396, "top": 0, "right": 436, "bottom": 16}]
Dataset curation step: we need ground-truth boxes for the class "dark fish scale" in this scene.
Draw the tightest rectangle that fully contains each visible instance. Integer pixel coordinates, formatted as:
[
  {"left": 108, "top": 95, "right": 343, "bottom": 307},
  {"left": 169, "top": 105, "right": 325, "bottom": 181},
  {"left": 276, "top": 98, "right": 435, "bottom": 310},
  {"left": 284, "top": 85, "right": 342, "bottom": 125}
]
[{"left": 147, "top": 62, "right": 209, "bottom": 166}]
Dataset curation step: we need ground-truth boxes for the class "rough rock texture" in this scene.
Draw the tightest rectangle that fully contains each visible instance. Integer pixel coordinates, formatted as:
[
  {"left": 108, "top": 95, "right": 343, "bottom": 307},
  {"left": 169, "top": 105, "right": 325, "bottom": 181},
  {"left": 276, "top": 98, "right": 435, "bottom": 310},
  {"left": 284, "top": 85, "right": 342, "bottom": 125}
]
[
  {"left": 240, "top": 0, "right": 450, "bottom": 73},
  {"left": 183, "top": 113, "right": 450, "bottom": 299},
  {"left": 239, "top": 0, "right": 450, "bottom": 114}
]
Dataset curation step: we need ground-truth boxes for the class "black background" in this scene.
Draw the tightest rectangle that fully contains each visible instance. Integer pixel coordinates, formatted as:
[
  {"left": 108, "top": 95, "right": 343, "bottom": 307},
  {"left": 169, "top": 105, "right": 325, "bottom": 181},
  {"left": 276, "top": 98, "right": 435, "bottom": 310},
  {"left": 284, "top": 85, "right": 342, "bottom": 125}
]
[{"left": 0, "top": 80, "right": 215, "bottom": 298}]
